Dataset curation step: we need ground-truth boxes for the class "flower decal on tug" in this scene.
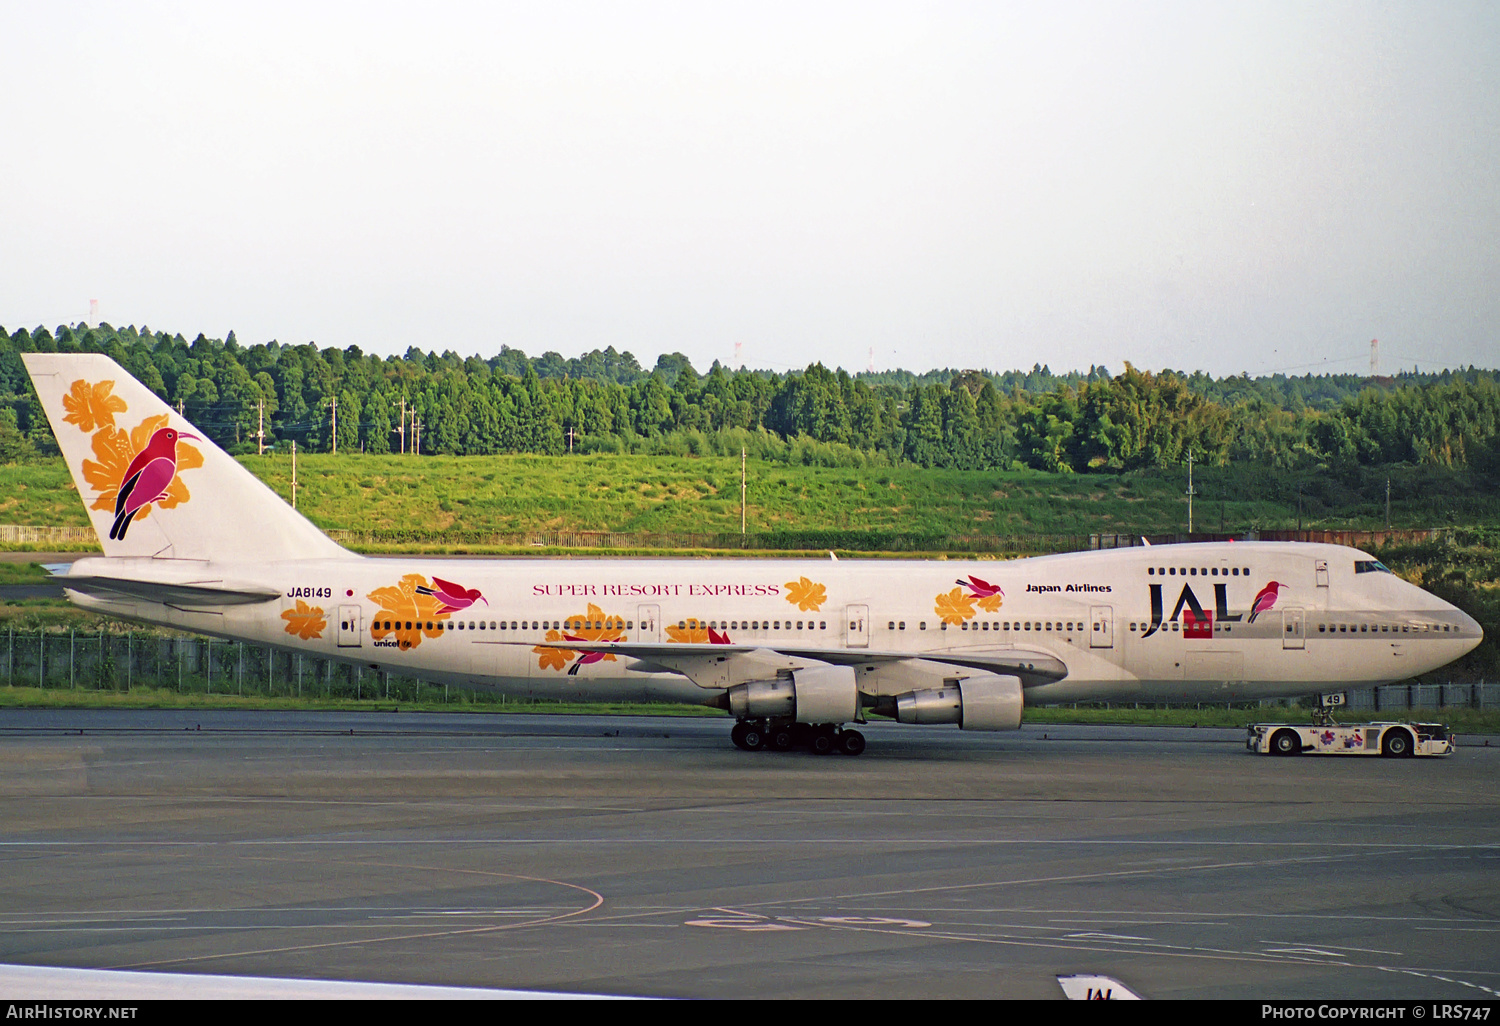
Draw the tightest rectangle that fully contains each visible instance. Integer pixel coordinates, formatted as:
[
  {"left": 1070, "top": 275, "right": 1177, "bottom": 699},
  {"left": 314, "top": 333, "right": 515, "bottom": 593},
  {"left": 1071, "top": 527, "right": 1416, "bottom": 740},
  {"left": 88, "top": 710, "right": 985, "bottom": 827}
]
[{"left": 63, "top": 380, "right": 204, "bottom": 541}]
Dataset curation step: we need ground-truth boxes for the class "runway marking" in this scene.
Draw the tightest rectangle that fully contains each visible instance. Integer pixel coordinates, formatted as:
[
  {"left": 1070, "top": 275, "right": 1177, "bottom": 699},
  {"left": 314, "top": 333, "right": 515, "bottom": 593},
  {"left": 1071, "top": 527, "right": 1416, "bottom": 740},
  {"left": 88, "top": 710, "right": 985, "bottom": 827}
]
[
  {"left": 107, "top": 859, "right": 605, "bottom": 972},
  {"left": 1415, "top": 926, "right": 1500, "bottom": 932},
  {"left": 739, "top": 914, "right": 1500, "bottom": 987},
  {"left": 2, "top": 838, "right": 1496, "bottom": 849},
  {"left": 1263, "top": 947, "right": 1350, "bottom": 958},
  {"left": 1377, "top": 967, "right": 1500, "bottom": 997}
]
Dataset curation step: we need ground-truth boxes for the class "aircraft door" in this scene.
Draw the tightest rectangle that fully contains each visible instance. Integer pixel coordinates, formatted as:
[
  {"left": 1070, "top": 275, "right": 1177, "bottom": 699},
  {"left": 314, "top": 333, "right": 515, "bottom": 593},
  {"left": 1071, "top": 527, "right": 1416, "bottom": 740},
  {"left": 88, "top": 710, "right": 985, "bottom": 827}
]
[
  {"left": 1282, "top": 607, "right": 1305, "bottom": 650},
  {"left": 337, "top": 605, "right": 362, "bottom": 648},
  {"left": 1316, "top": 559, "right": 1329, "bottom": 588},
  {"left": 637, "top": 604, "right": 660, "bottom": 642},
  {"left": 1090, "top": 605, "right": 1114, "bottom": 649},
  {"left": 845, "top": 604, "right": 869, "bottom": 648}
]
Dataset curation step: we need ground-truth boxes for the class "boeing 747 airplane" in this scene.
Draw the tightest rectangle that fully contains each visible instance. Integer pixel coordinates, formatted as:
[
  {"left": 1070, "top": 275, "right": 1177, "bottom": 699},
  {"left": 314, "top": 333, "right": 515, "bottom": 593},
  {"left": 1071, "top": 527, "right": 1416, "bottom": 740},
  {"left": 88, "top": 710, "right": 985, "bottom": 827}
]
[{"left": 24, "top": 354, "right": 1483, "bottom": 754}]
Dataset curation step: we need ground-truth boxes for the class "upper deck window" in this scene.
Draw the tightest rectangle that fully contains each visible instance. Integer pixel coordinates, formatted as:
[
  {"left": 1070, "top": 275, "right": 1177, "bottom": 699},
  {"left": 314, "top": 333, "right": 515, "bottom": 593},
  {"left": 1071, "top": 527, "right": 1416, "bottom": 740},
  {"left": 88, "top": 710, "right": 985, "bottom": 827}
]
[{"left": 1355, "top": 560, "right": 1393, "bottom": 574}]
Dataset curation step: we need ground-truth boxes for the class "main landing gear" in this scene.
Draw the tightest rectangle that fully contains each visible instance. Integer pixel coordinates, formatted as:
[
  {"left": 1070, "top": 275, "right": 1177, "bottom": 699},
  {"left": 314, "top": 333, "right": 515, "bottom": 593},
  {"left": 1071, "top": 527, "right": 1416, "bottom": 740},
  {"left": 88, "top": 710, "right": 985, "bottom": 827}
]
[{"left": 731, "top": 720, "right": 865, "bottom": 756}]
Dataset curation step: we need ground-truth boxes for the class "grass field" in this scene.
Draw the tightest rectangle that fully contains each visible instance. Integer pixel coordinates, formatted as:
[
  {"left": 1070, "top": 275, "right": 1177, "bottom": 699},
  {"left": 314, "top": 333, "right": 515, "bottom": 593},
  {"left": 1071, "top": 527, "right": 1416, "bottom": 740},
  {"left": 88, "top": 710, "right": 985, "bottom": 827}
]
[{"left": 2, "top": 453, "right": 1495, "bottom": 543}]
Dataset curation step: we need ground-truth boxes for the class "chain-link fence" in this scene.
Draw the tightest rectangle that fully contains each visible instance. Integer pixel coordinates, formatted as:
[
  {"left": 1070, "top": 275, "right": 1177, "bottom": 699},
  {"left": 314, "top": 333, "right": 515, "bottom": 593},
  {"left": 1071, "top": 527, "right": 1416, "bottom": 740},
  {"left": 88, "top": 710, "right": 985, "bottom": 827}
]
[
  {"left": 1344, "top": 682, "right": 1498, "bottom": 712},
  {"left": 0, "top": 627, "right": 507, "bottom": 705}
]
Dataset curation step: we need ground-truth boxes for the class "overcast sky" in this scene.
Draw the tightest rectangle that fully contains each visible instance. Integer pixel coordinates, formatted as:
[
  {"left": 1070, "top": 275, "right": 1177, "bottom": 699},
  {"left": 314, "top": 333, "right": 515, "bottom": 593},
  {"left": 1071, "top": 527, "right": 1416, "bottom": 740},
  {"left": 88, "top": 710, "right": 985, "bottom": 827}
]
[{"left": 3, "top": 1, "right": 1496, "bottom": 378}]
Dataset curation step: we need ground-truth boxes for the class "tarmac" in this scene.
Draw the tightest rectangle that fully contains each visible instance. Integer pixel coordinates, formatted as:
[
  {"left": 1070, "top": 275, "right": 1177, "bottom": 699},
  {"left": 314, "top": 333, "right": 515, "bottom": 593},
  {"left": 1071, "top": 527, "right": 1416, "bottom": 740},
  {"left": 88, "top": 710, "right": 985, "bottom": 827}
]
[{"left": 0, "top": 710, "right": 1496, "bottom": 1000}]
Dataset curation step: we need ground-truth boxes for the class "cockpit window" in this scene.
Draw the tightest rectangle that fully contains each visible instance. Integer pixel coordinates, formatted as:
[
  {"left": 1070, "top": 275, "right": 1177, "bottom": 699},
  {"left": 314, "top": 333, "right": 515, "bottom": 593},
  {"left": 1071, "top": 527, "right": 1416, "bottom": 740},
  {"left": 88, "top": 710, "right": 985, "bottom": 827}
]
[{"left": 1354, "top": 560, "right": 1393, "bottom": 574}]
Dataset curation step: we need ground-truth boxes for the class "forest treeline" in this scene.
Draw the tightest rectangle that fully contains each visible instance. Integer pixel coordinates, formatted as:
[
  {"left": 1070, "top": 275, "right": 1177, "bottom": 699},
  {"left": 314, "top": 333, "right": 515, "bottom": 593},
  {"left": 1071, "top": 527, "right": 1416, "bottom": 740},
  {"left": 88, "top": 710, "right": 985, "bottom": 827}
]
[{"left": 0, "top": 322, "right": 1496, "bottom": 475}]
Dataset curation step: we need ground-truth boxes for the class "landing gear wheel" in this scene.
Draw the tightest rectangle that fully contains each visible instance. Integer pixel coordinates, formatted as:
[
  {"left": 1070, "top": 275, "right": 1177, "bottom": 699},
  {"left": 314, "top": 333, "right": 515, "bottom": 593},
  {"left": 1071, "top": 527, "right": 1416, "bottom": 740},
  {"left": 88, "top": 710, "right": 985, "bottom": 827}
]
[
  {"left": 771, "top": 726, "right": 796, "bottom": 751},
  {"left": 740, "top": 724, "right": 767, "bottom": 751},
  {"left": 1382, "top": 729, "right": 1413, "bottom": 758},
  {"left": 838, "top": 729, "right": 866, "bottom": 756},
  {"left": 808, "top": 728, "right": 836, "bottom": 755},
  {"left": 731, "top": 722, "right": 750, "bottom": 750},
  {"left": 1271, "top": 729, "right": 1301, "bottom": 756}
]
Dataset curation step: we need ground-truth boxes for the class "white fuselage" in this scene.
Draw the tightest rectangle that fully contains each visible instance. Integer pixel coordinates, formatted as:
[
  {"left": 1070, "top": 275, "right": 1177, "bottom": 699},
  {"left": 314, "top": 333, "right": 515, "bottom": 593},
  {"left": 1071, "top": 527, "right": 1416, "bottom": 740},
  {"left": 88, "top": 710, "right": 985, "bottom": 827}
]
[{"left": 63, "top": 541, "right": 1482, "bottom": 709}]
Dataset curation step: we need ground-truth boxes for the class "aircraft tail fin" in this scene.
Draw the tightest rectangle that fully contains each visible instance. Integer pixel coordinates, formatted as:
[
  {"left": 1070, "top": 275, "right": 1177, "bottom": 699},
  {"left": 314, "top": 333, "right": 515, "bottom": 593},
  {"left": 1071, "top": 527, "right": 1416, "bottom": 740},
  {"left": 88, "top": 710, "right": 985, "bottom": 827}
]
[{"left": 23, "top": 353, "right": 350, "bottom": 563}]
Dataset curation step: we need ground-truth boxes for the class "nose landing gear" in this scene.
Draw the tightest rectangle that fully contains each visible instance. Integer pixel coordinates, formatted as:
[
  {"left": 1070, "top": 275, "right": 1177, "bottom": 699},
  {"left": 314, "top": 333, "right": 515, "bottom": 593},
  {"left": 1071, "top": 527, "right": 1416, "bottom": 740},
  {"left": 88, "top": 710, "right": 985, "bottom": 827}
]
[{"left": 731, "top": 719, "right": 865, "bottom": 756}]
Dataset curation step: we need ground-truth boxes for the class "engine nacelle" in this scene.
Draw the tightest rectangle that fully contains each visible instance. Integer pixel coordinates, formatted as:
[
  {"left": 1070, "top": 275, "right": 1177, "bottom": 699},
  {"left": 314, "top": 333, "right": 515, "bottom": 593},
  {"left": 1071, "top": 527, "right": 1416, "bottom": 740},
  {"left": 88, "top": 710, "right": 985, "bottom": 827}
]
[
  {"left": 726, "top": 664, "right": 858, "bottom": 724},
  {"left": 895, "top": 673, "right": 1023, "bottom": 731},
  {"left": 727, "top": 678, "right": 795, "bottom": 719}
]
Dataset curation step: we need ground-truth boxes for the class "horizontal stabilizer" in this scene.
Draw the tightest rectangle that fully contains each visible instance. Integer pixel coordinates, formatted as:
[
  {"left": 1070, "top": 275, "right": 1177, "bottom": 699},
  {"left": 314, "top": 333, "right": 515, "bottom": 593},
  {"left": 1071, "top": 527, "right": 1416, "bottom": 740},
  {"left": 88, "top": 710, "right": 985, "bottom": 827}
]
[{"left": 61, "top": 575, "right": 281, "bottom": 607}]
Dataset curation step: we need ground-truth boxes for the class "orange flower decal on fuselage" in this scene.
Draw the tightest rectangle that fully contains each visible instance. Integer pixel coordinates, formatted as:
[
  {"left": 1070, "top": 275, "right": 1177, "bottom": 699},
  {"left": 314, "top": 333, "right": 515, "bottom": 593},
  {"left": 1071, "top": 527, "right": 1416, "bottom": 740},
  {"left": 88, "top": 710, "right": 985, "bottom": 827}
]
[
  {"left": 281, "top": 600, "right": 327, "bottom": 640},
  {"left": 784, "top": 577, "right": 827, "bottom": 612},
  {"left": 535, "top": 603, "right": 626, "bottom": 674},
  {"left": 934, "top": 587, "right": 977, "bottom": 626},
  {"left": 369, "top": 574, "right": 452, "bottom": 650},
  {"left": 665, "top": 619, "right": 733, "bottom": 645}
]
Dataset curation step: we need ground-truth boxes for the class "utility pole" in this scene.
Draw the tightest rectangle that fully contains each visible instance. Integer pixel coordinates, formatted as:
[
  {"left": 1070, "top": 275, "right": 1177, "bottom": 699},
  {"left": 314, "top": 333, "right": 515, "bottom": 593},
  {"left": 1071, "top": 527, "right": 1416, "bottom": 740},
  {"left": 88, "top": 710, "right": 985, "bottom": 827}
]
[
  {"left": 257, "top": 399, "right": 265, "bottom": 456},
  {"left": 291, "top": 441, "right": 297, "bottom": 509},
  {"left": 741, "top": 447, "right": 747, "bottom": 536},
  {"left": 395, "top": 398, "right": 407, "bottom": 454},
  {"left": 1386, "top": 478, "right": 1391, "bottom": 529},
  {"left": 566, "top": 427, "right": 575, "bottom": 454},
  {"left": 1185, "top": 452, "right": 1195, "bottom": 535},
  {"left": 413, "top": 414, "right": 421, "bottom": 456},
  {"left": 328, "top": 396, "right": 337, "bottom": 455}
]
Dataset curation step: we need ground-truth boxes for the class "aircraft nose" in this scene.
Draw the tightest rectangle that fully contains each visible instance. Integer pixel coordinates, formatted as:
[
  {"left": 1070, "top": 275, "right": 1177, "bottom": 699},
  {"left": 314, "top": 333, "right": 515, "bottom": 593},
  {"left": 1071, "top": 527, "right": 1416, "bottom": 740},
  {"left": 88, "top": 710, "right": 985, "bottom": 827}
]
[{"left": 1448, "top": 602, "right": 1484, "bottom": 654}]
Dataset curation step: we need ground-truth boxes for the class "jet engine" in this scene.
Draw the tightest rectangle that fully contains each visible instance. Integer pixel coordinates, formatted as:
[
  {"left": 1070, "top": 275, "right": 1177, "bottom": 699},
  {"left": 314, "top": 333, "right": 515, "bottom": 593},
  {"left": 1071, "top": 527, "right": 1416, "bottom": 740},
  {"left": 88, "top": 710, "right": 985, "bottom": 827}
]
[
  {"left": 894, "top": 673, "right": 1023, "bottom": 731},
  {"left": 726, "top": 664, "right": 858, "bottom": 724}
]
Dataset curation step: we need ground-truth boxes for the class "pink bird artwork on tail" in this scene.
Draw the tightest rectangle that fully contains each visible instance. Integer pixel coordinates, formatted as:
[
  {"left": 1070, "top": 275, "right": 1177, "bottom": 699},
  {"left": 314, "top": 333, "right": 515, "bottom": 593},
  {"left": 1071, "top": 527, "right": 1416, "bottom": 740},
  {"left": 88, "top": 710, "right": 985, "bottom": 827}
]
[
  {"left": 1247, "top": 581, "right": 1283, "bottom": 623},
  {"left": 415, "top": 576, "right": 487, "bottom": 615},
  {"left": 110, "top": 428, "right": 200, "bottom": 541}
]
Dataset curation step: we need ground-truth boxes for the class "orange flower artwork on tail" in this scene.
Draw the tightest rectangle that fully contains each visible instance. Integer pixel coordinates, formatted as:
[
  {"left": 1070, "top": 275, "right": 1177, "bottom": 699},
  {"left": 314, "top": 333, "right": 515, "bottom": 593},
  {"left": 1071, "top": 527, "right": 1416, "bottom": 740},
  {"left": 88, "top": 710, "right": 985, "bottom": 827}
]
[
  {"left": 281, "top": 601, "right": 327, "bottom": 640},
  {"left": 535, "top": 603, "right": 627, "bottom": 674},
  {"left": 61, "top": 379, "right": 127, "bottom": 433},
  {"left": 65, "top": 381, "right": 204, "bottom": 539}
]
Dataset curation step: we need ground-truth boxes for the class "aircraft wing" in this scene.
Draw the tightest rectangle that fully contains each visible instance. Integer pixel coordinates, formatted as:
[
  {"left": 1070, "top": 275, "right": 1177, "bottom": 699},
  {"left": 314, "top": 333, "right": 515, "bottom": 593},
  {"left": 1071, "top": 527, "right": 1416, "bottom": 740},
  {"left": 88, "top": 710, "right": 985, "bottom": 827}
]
[{"left": 530, "top": 640, "right": 1068, "bottom": 689}]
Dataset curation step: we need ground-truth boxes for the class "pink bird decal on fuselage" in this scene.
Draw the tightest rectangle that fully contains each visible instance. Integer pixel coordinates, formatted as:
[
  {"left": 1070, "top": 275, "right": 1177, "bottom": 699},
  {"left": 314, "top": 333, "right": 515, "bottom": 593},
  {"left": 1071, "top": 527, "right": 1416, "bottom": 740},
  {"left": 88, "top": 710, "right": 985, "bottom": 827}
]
[
  {"left": 415, "top": 576, "right": 487, "bottom": 615},
  {"left": 958, "top": 575, "right": 1004, "bottom": 599},
  {"left": 1247, "top": 581, "right": 1283, "bottom": 623},
  {"left": 110, "top": 427, "right": 200, "bottom": 541}
]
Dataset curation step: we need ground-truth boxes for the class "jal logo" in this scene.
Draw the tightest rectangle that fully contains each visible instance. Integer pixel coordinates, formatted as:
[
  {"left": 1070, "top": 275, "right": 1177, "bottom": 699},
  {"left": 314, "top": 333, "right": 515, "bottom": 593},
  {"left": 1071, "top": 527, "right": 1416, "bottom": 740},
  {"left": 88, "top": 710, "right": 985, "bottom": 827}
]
[{"left": 1141, "top": 581, "right": 1281, "bottom": 639}]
